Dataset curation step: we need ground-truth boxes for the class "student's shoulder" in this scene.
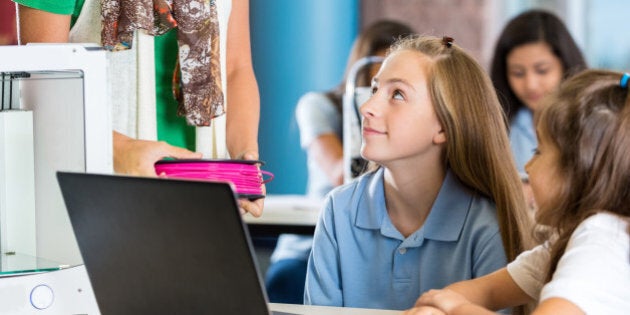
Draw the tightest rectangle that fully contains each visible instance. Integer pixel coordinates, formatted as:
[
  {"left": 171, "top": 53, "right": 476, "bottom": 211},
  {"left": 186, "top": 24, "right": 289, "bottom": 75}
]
[
  {"left": 581, "top": 211, "right": 628, "bottom": 227},
  {"left": 296, "top": 92, "right": 337, "bottom": 118},
  {"left": 466, "top": 193, "right": 501, "bottom": 231},
  {"left": 324, "top": 170, "right": 379, "bottom": 211},
  {"left": 317, "top": 171, "right": 382, "bottom": 232},
  {"left": 572, "top": 212, "right": 630, "bottom": 243},
  {"left": 443, "top": 172, "right": 498, "bottom": 222},
  {"left": 470, "top": 193, "right": 498, "bottom": 214},
  {"left": 297, "top": 92, "right": 334, "bottom": 107}
]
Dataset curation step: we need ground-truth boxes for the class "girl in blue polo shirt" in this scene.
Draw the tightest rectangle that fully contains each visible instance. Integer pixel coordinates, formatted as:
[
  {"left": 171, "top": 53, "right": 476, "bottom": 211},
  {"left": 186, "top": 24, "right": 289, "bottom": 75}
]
[{"left": 304, "top": 35, "right": 534, "bottom": 310}]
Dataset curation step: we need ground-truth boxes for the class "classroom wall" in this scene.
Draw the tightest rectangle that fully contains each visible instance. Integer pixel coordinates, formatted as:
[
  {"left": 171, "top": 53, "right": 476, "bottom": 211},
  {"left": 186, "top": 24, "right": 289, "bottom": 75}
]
[
  {"left": 360, "top": 0, "right": 499, "bottom": 69},
  {"left": 0, "top": 0, "right": 18, "bottom": 45},
  {"left": 250, "top": 0, "right": 359, "bottom": 194}
]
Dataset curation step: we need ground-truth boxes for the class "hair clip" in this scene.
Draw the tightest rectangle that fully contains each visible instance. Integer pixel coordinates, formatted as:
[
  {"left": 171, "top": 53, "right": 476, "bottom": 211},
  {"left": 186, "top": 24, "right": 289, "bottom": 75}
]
[
  {"left": 620, "top": 73, "right": 629, "bottom": 89},
  {"left": 442, "top": 36, "right": 454, "bottom": 48}
]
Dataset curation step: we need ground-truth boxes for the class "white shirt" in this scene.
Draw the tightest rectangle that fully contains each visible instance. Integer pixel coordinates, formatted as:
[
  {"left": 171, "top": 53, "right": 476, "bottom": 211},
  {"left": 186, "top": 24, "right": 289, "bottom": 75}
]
[{"left": 508, "top": 212, "right": 630, "bottom": 314}]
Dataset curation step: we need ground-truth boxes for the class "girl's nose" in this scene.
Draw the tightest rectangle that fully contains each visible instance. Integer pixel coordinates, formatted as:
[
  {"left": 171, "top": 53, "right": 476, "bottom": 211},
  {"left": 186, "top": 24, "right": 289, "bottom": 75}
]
[
  {"left": 360, "top": 95, "right": 378, "bottom": 118},
  {"left": 524, "top": 72, "right": 539, "bottom": 90},
  {"left": 524, "top": 158, "right": 532, "bottom": 175}
]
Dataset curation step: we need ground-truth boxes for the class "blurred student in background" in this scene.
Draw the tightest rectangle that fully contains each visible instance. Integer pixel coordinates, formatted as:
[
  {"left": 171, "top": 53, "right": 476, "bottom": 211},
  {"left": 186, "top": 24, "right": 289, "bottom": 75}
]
[
  {"left": 265, "top": 20, "right": 414, "bottom": 304},
  {"left": 490, "top": 9, "right": 587, "bottom": 214},
  {"left": 491, "top": 9, "right": 587, "bottom": 174}
]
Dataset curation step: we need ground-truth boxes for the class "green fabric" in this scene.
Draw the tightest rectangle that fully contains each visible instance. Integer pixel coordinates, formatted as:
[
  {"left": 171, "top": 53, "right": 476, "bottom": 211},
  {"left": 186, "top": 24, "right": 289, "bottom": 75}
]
[
  {"left": 154, "top": 30, "right": 196, "bottom": 150},
  {"left": 16, "top": 0, "right": 195, "bottom": 151},
  {"left": 70, "top": 0, "right": 84, "bottom": 27}
]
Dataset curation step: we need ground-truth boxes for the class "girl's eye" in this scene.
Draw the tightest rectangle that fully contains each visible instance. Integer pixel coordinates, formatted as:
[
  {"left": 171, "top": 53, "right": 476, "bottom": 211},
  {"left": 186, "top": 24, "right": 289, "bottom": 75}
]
[
  {"left": 535, "top": 68, "right": 550, "bottom": 75},
  {"left": 392, "top": 90, "right": 404, "bottom": 100},
  {"left": 371, "top": 86, "right": 378, "bottom": 95},
  {"left": 532, "top": 148, "right": 540, "bottom": 155},
  {"left": 509, "top": 71, "right": 525, "bottom": 78}
]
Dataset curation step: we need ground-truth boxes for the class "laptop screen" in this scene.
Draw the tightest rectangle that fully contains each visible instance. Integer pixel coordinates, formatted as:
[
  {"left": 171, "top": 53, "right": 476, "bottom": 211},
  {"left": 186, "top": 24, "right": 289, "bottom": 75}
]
[{"left": 57, "top": 172, "right": 273, "bottom": 314}]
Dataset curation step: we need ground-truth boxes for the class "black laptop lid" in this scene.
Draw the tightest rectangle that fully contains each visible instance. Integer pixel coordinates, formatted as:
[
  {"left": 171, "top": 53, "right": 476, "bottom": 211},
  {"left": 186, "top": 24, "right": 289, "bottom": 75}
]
[{"left": 56, "top": 172, "right": 271, "bottom": 314}]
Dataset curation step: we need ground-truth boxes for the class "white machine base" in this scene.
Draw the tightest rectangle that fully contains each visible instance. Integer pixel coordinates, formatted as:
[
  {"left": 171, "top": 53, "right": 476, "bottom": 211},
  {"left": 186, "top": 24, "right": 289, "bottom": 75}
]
[{"left": 0, "top": 265, "right": 100, "bottom": 314}]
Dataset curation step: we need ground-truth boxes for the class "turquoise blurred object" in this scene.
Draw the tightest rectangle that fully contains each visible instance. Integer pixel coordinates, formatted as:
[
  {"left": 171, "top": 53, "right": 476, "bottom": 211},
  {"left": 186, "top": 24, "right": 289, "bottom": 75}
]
[{"left": 250, "top": 0, "right": 358, "bottom": 194}]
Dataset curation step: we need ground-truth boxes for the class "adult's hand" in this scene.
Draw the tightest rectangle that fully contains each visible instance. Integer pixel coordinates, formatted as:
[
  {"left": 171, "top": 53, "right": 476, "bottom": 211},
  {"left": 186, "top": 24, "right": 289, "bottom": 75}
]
[
  {"left": 113, "top": 131, "right": 201, "bottom": 177},
  {"left": 236, "top": 150, "right": 265, "bottom": 217}
]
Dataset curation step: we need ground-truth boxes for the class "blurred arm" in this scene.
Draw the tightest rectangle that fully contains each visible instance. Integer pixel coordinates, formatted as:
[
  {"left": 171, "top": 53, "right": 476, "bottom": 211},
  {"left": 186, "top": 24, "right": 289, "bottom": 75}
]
[
  {"left": 407, "top": 269, "right": 533, "bottom": 315},
  {"left": 445, "top": 268, "right": 533, "bottom": 311},
  {"left": 308, "top": 133, "right": 344, "bottom": 186},
  {"left": 16, "top": 4, "right": 70, "bottom": 44},
  {"left": 225, "top": 0, "right": 259, "bottom": 160},
  {"left": 224, "top": 1, "right": 263, "bottom": 217}
]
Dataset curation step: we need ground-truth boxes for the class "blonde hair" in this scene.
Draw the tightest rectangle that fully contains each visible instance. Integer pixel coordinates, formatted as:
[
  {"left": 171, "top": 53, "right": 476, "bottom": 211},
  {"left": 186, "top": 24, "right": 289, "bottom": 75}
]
[
  {"left": 389, "top": 35, "right": 535, "bottom": 260},
  {"left": 536, "top": 69, "right": 630, "bottom": 281}
]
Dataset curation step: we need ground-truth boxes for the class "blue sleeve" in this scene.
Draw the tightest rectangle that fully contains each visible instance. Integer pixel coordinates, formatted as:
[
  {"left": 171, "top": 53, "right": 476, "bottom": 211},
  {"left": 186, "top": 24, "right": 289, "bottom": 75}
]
[
  {"left": 295, "top": 92, "right": 341, "bottom": 149},
  {"left": 472, "top": 230, "right": 508, "bottom": 278},
  {"left": 509, "top": 108, "right": 536, "bottom": 173},
  {"left": 470, "top": 201, "right": 512, "bottom": 315},
  {"left": 304, "top": 195, "right": 343, "bottom": 306}
]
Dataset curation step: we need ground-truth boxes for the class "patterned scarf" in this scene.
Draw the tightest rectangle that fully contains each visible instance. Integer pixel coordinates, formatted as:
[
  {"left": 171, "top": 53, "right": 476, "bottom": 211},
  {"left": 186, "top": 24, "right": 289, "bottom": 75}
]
[{"left": 101, "top": 0, "right": 224, "bottom": 126}]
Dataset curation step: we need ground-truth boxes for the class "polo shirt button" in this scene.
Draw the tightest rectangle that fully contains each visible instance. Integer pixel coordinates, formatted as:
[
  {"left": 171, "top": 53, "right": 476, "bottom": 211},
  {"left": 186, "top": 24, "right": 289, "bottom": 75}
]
[{"left": 398, "top": 248, "right": 407, "bottom": 255}]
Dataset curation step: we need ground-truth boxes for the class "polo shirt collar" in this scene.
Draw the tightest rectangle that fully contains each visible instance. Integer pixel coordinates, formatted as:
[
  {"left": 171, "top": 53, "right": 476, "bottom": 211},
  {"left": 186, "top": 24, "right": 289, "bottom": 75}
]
[
  {"left": 355, "top": 168, "right": 475, "bottom": 242},
  {"left": 355, "top": 168, "right": 387, "bottom": 230}
]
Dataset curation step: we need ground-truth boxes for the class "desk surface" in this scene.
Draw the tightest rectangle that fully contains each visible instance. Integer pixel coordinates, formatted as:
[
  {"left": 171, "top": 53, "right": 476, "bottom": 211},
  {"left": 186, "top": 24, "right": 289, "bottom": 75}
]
[
  {"left": 243, "top": 195, "right": 322, "bottom": 236},
  {"left": 244, "top": 195, "right": 322, "bottom": 226},
  {"left": 270, "top": 303, "right": 402, "bottom": 315}
]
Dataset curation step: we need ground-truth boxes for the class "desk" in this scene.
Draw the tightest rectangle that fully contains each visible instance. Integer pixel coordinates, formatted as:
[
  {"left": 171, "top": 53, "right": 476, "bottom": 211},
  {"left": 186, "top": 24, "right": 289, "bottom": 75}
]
[
  {"left": 0, "top": 266, "right": 402, "bottom": 314},
  {"left": 244, "top": 195, "right": 322, "bottom": 237},
  {"left": 270, "top": 303, "right": 402, "bottom": 315}
]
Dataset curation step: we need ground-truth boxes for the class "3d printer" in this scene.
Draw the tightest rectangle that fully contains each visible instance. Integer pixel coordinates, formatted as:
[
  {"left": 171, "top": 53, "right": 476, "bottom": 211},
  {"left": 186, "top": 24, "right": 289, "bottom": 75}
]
[{"left": 0, "top": 44, "right": 111, "bottom": 313}]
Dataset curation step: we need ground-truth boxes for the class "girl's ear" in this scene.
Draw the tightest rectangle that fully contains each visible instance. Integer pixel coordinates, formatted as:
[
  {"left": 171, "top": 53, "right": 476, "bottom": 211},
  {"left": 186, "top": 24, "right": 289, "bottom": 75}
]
[{"left": 433, "top": 129, "right": 447, "bottom": 144}]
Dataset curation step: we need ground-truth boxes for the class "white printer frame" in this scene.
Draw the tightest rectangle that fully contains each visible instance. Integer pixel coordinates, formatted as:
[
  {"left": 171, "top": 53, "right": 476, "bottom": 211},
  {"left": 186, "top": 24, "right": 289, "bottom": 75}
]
[
  {"left": 342, "top": 56, "right": 383, "bottom": 183},
  {"left": 0, "top": 44, "right": 112, "bottom": 266}
]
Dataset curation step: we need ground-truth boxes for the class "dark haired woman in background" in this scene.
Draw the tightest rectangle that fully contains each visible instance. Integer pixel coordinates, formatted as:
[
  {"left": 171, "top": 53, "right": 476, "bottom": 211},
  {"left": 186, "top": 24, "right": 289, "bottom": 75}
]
[{"left": 490, "top": 9, "right": 587, "bottom": 174}]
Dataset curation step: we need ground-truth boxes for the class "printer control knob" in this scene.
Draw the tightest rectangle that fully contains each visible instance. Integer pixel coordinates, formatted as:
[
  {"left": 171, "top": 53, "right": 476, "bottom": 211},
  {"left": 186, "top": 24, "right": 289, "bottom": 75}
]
[{"left": 30, "top": 284, "right": 54, "bottom": 310}]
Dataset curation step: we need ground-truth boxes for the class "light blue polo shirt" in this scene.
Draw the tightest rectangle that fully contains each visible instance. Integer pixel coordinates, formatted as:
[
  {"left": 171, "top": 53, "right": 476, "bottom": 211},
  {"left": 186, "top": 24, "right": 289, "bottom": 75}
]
[
  {"left": 304, "top": 168, "right": 508, "bottom": 310},
  {"left": 510, "top": 107, "right": 536, "bottom": 173}
]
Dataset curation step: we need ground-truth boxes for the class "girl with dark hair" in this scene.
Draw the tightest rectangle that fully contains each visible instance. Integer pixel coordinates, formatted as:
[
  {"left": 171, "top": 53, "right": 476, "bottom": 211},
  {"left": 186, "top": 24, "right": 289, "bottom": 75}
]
[
  {"left": 405, "top": 70, "right": 630, "bottom": 315},
  {"left": 490, "top": 10, "right": 587, "bottom": 173}
]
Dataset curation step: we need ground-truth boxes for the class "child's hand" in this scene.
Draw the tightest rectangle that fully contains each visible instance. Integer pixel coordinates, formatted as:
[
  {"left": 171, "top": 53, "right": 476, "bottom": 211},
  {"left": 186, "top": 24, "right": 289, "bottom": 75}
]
[
  {"left": 414, "top": 289, "right": 472, "bottom": 313},
  {"left": 402, "top": 305, "right": 447, "bottom": 315}
]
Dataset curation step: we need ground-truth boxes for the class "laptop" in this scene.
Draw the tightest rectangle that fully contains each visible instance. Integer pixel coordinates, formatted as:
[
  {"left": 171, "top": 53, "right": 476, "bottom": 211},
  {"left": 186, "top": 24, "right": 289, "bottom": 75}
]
[{"left": 57, "top": 171, "right": 297, "bottom": 315}]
